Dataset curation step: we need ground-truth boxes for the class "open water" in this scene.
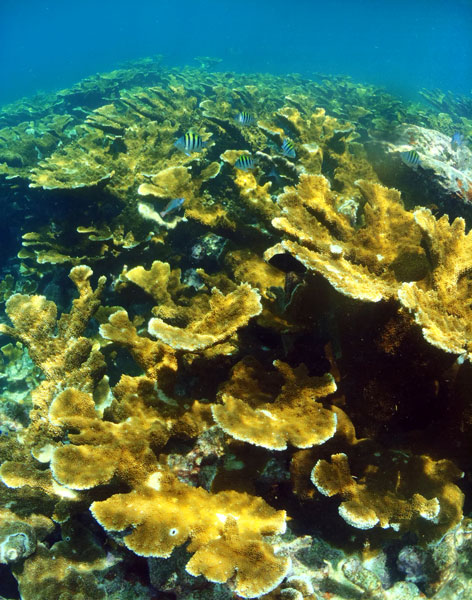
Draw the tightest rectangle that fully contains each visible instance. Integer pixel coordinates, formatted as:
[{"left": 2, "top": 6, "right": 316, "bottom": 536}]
[{"left": 1, "top": 0, "right": 471, "bottom": 104}]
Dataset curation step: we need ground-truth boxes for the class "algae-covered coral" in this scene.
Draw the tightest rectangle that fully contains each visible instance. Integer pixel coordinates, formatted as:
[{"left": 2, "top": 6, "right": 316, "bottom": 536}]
[{"left": 1, "top": 58, "right": 472, "bottom": 600}]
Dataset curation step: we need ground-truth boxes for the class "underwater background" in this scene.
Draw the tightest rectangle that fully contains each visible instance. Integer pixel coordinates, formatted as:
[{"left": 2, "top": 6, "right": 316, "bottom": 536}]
[
  {"left": 1, "top": 1, "right": 472, "bottom": 600},
  {"left": 1, "top": 0, "right": 471, "bottom": 105}
]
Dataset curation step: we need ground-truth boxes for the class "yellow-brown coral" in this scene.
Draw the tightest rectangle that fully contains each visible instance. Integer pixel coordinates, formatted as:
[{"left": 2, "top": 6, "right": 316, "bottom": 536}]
[
  {"left": 0, "top": 266, "right": 105, "bottom": 388},
  {"left": 12, "top": 542, "right": 108, "bottom": 600},
  {"left": 213, "top": 357, "right": 337, "bottom": 450},
  {"left": 0, "top": 266, "right": 106, "bottom": 454},
  {"left": 311, "top": 452, "right": 463, "bottom": 538},
  {"left": 0, "top": 508, "right": 53, "bottom": 564},
  {"left": 0, "top": 459, "right": 81, "bottom": 502},
  {"left": 122, "top": 260, "right": 189, "bottom": 320},
  {"left": 99, "top": 307, "right": 178, "bottom": 383},
  {"left": 266, "top": 174, "right": 426, "bottom": 302},
  {"left": 398, "top": 207, "right": 472, "bottom": 361},
  {"left": 91, "top": 468, "right": 290, "bottom": 598},
  {"left": 148, "top": 283, "right": 262, "bottom": 351},
  {"left": 48, "top": 388, "right": 165, "bottom": 489},
  {"left": 3, "top": 65, "right": 472, "bottom": 600},
  {"left": 99, "top": 308, "right": 213, "bottom": 439},
  {"left": 138, "top": 162, "right": 234, "bottom": 230}
]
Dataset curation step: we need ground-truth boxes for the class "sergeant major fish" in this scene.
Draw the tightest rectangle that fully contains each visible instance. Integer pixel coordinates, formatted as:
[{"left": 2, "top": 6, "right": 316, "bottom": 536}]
[
  {"left": 281, "top": 138, "right": 296, "bottom": 158},
  {"left": 175, "top": 132, "right": 207, "bottom": 156},
  {"left": 234, "top": 155, "right": 255, "bottom": 171},
  {"left": 400, "top": 149, "right": 421, "bottom": 168},
  {"left": 235, "top": 111, "right": 255, "bottom": 126},
  {"left": 160, "top": 197, "right": 185, "bottom": 218}
]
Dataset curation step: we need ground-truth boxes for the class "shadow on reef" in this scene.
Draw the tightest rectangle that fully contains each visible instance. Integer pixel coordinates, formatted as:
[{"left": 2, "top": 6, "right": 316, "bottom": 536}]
[{"left": 0, "top": 562, "right": 19, "bottom": 599}]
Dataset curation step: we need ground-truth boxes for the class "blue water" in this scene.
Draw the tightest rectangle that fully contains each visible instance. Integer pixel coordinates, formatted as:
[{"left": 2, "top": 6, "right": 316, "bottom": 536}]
[{"left": 1, "top": 0, "right": 470, "bottom": 105}]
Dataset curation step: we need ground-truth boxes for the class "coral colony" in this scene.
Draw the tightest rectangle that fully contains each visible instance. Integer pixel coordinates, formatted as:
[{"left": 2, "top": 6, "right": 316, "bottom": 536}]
[{"left": 0, "top": 58, "right": 472, "bottom": 599}]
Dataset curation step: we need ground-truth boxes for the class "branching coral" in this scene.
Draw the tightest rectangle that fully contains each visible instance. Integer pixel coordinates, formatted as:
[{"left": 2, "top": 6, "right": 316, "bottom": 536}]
[
  {"left": 0, "top": 114, "right": 75, "bottom": 178},
  {"left": 0, "top": 267, "right": 285, "bottom": 597},
  {"left": 0, "top": 509, "right": 51, "bottom": 564},
  {"left": 48, "top": 388, "right": 166, "bottom": 489},
  {"left": 99, "top": 308, "right": 213, "bottom": 440},
  {"left": 311, "top": 452, "right": 463, "bottom": 538},
  {"left": 398, "top": 207, "right": 472, "bottom": 361},
  {"left": 0, "top": 458, "right": 81, "bottom": 503},
  {"left": 137, "top": 161, "right": 234, "bottom": 230},
  {"left": 100, "top": 306, "right": 178, "bottom": 382},
  {"left": 213, "top": 357, "right": 337, "bottom": 450},
  {"left": 0, "top": 267, "right": 107, "bottom": 502},
  {"left": 266, "top": 174, "right": 427, "bottom": 302},
  {"left": 274, "top": 106, "right": 377, "bottom": 196},
  {"left": 13, "top": 543, "right": 108, "bottom": 600},
  {"left": 0, "top": 266, "right": 106, "bottom": 454},
  {"left": 148, "top": 283, "right": 262, "bottom": 352},
  {"left": 218, "top": 149, "right": 279, "bottom": 224},
  {"left": 267, "top": 172, "right": 472, "bottom": 362},
  {"left": 223, "top": 248, "right": 291, "bottom": 331},
  {"left": 120, "top": 259, "right": 195, "bottom": 321},
  {"left": 29, "top": 85, "right": 195, "bottom": 196},
  {"left": 114, "top": 260, "right": 263, "bottom": 359},
  {"left": 0, "top": 266, "right": 105, "bottom": 388},
  {"left": 91, "top": 468, "right": 290, "bottom": 598},
  {"left": 18, "top": 224, "right": 150, "bottom": 270}
]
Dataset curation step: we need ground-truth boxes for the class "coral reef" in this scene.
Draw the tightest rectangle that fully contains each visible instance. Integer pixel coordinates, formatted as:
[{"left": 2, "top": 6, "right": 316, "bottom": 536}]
[
  {"left": 311, "top": 452, "right": 463, "bottom": 536},
  {"left": 0, "top": 518, "right": 39, "bottom": 564},
  {"left": 0, "top": 266, "right": 280, "bottom": 598},
  {"left": 148, "top": 282, "right": 262, "bottom": 351},
  {"left": 373, "top": 123, "right": 472, "bottom": 205},
  {"left": 92, "top": 469, "right": 290, "bottom": 598},
  {"left": 398, "top": 208, "right": 472, "bottom": 360},
  {"left": 1, "top": 59, "right": 472, "bottom": 600},
  {"left": 213, "top": 357, "right": 337, "bottom": 450},
  {"left": 266, "top": 174, "right": 426, "bottom": 302}
]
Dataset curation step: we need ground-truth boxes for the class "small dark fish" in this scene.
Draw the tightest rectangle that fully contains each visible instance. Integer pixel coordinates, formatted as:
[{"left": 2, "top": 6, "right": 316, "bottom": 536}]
[
  {"left": 160, "top": 197, "right": 185, "bottom": 218},
  {"left": 281, "top": 138, "right": 296, "bottom": 158},
  {"left": 268, "top": 167, "right": 283, "bottom": 185},
  {"left": 451, "top": 132, "right": 464, "bottom": 150},
  {"left": 175, "top": 132, "right": 207, "bottom": 156},
  {"left": 400, "top": 149, "right": 421, "bottom": 167},
  {"left": 234, "top": 155, "right": 255, "bottom": 171},
  {"left": 235, "top": 111, "right": 255, "bottom": 126}
]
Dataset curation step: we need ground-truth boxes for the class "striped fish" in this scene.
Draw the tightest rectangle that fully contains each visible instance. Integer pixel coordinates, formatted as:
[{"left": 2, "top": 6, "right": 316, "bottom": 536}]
[
  {"left": 281, "top": 138, "right": 296, "bottom": 158},
  {"left": 175, "top": 132, "right": 207, "bottom": 156},
  {"left": 235, "top": 111, "right": 255, "bottom": 126},
  {"left": 234, "top": 155, "right": 254, "bottom": 171},
  {"left": 400, "top": 149, "right": 421, "bottom": 167}
]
